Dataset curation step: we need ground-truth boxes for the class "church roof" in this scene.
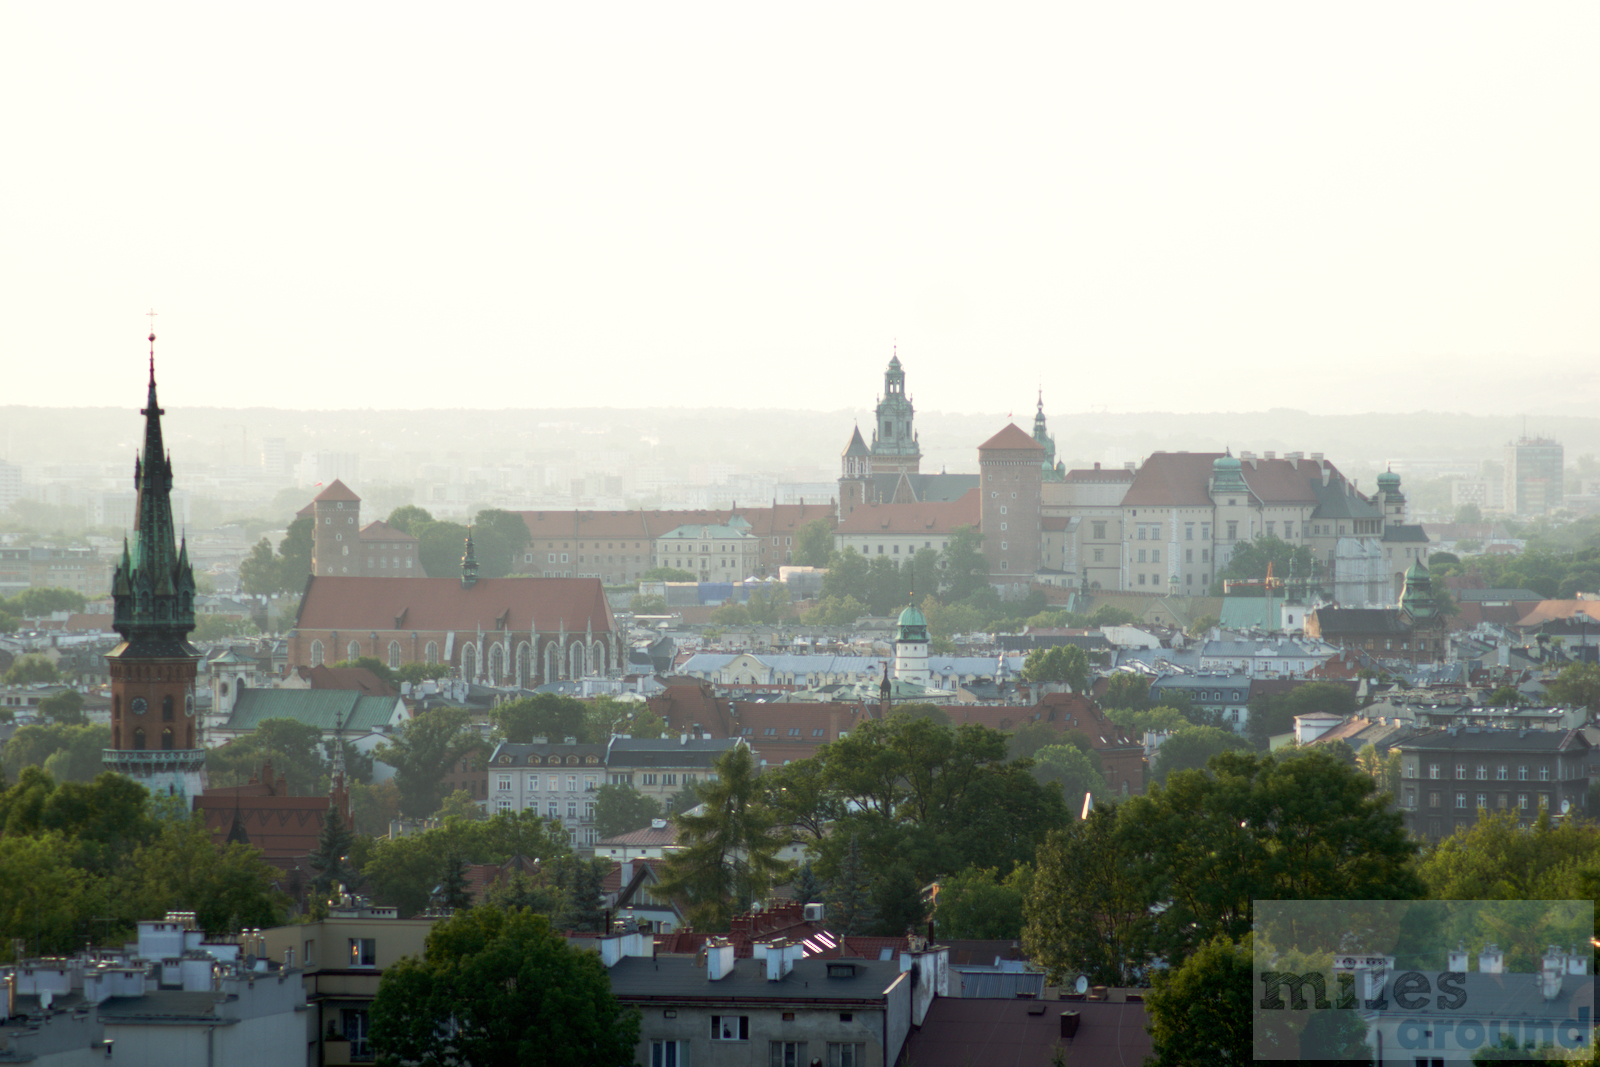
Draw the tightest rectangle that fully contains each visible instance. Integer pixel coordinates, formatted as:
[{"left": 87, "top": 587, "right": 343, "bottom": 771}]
[
  {"left": 295, "top": 575, "right": 616, "bottom": 634},
  {"left": 978, "top": 423, "right": 1044, "bottom": 452},
  {"left": 313, "top": 479, "right": 361, "bottom": 503}
]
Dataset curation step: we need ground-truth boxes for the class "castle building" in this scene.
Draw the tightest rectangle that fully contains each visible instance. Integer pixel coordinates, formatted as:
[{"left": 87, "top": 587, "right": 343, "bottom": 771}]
[
  {"left": 303, "top": 480, "right": 420, "bottom": 577},
  {"left": 103, "top": 336, "right": 206, "bottom": 800}
]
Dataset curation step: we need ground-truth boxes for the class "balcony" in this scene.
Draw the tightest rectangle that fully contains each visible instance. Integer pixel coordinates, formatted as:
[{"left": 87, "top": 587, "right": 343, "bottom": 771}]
[{"left": 102, "top": 748, "right": 205, "bottom": 769}]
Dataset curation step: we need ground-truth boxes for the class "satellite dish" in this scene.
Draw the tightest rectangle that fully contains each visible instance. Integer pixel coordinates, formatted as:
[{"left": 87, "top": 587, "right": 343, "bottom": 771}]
[
  {"left": 1074, "top": 975, "right": 1090, "bottom": 995},
  {"left": 1561, "top": 799, "right": 1571, "bottom": 815}
]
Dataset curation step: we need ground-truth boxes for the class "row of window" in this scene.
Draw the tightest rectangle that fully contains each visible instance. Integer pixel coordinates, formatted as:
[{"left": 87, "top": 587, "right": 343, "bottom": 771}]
[
  {"left": 499, "top": 774, "right": 599, "bottom": 791},
  {"left": 1426, "top": 763, "right": 1554, "bottom": 781},
  {"left": 1416, "top": 791, "right": 1552, "bottom": 811}
]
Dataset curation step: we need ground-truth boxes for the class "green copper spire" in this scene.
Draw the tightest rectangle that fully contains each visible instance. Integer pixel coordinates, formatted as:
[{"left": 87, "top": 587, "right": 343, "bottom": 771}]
[
  {"left": 111, "top": 333, "right": 197, "bottom": 654},
  {"left": 461, "top": 528, "right": 479, "bottom": 588}
]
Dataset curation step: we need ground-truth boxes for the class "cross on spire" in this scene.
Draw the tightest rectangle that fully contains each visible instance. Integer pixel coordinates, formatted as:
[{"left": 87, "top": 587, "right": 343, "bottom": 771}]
[{"left": 146, "top": 308, "right": 158, "bottom": 380}]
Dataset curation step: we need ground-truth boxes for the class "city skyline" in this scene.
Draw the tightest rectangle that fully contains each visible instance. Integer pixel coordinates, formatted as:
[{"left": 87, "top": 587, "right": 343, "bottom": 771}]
[{"left": 5, "top": 3, "right": 1597, "bottom": 416}]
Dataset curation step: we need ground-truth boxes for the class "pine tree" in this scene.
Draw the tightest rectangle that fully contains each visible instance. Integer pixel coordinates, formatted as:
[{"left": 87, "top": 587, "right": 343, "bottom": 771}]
[
  {"left": 433, "top": 852, "right": 472, "bottom": 914},
  {"left": 308, "top": 804, "right": 359, "bottom": 899},
  {"left": 793, "top": 860, "right": 824, "bottom": 905},
  {"left": 827, "top": 835, "right": 877, "bottom": 936}
]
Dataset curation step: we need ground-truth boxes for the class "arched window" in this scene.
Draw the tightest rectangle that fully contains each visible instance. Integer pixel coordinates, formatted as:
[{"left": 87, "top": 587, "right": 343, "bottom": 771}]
[
  {"left": 461, "top": 644, "right": 478, "bottom": 681},
  {"left": 589, "top": 641, "right": 606, "bottom": 677},
  {"left": 133, "top": 727, "right": 146, "bottom": 751},
  {"left": 569, "top": 642, "right": 584, "bottom": 678},
  {"left": 162, "top": 696, "right": 174, "bottom": 721},
  {"left": 161, "top": 727, "right": 174, "bottom": 751},
  {"left": 389, "top": 641, "right": 402, "bottom": 670},
  {"left": 425, "top": 642, "right": 439, "bottom": 666},
  {"left": 516, "top": 643, "right": 531, "bottom": 688},
  {"left": 489, "top": 644, "right": 505, "bottom": 683},
  {"left": 544, "top": 641, "right": 558, "bottom": 682},
  {"left": 347, "top": 641, "right": 362, "bottom": 662},
  {"left": 311, "top": 640, "right": 325, "bottom": 667},
  {"left": 113, "top": 695, "right": 120, "bottom": 717},
  {"left": 219, "top": 681, "right": 229, "bottom": 697}
]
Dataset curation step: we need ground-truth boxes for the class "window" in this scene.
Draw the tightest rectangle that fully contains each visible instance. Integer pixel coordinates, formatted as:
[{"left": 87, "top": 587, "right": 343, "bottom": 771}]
[
  {"left": 770, "top": 1042, "right": 806, "bottom": 1067},
  {"left": 1152, "top": 549, "right": 1160, "bottom": 563},
  {"left": 711, "top": 1016, "right": 749, "bottom": 1041},
  {"left": 1518, "top": 765, "right": 1529, "bottom": 780},
  {"left": 643, "top": 773, "right": 658, "bottom": 786},
  {"left": 1476, "top": 794, "right": 1487, "bottom": 810},
  {"left": 342, "top": 1008, "right": 371, "bottom": 1061},
  {"left": 1093, "top": 549, "right": 1104, "bottom": 562},
  {"left": 311, "top": 640, "right": 325, "bottom": 667},
  {"left": 548, "top": 800, "right": 559, "bottom": 818},
  {"left": 1429, "top": 764, "right": 1440, "bottom": 780},
  {"left": 1137, "top": 549, "right": 1146, "bottom": 563},
  {"left": 1539, "top": 765, "right": 1550, "bottom": 781},
  {"left": 1476, "top": 765, "right": 1486, "bottom": 780},
  {"left": 1456, "top": 764, "right": 1466, "bottom": 780},
  {"left": 664, "top": 774, "right": 678, "bottom": 787},
  {"left": 566, "top": 800, "right": 577, "bottom": 819},
  {"left": 828, "top": 1044, "right": 865, "bottom": 1067},
  {"left": 1497, "top": 765, "right": 1508, "bottom": 780},
  {"left": 651, "top": 1040, "right": 690, "bottom": 1067},
  {"left": 1226, "top": 521, "right": 1238, "bottom": 540},
  {"left": 1428, "top": 792, "right": 1439, "bottom": 808},
  {"left": 349, "top": 938, "right": 376, "bottom": 967},
  {"left": 498, "top": 775, "right": 511, "bottom": 791},
  {"left": 1455, "top": 793, "right": 1466, "bottom": 809},
  {"left": 1093, "top": 522, "right": 1106, "bottom": 539},
  {"left": 527, "top": 774, "right": 539, "bottom": 790},
  {"left": 1519, "top": 794, "right": 1529, "bottom": 810},
  {"left": 567, "top": 775, "right": 578, "bottom": 791},
  {"left": 1201, "top": 549, "right": 1209, "bottom": 562},
  {"left": 1137, "top": 525, "right": 1146, "bottom": 540},
  {"left": 496, "top": 797, "right": 512, "bottom": 813}
]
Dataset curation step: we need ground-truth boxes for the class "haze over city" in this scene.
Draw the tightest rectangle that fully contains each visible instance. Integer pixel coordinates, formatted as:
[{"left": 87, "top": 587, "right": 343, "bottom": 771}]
[{"left": 5, "top": 3, "right": 1597, "bottom": 416}]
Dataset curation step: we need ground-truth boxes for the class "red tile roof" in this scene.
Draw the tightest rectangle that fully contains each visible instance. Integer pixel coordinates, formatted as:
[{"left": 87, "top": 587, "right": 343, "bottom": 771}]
[
  {"left": 359, "top": 520, "right": 417, "bottom": 542},
  {"left": 294, "top": 664, "right": 399, "bottom": 697},
  {"left": 1122, "top": 452, "right": 1343, "bottom": 507},
  {"left": 295, "top": 575, "right": 615, "bottom": 633},
  {"left": 313, "top": 479, "right": 361, "bottom": 503},
  {"left": 1064, "top": 466, "right": 1136, "bottom": 483},
  {"left": 835, "top": 489, "right": 980, "bottom": 536},
  {"left": 978, "top": 423, "right": 1044, "bottom": 452}
]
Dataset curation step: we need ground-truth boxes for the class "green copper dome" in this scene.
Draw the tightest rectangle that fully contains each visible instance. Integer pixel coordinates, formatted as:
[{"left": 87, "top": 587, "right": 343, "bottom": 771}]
[{"left": 897, "top": 602, "right": 929, "bottom": 643}]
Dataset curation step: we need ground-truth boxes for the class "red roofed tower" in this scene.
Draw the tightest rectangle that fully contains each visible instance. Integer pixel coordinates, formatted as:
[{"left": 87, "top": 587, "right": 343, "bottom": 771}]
[
  {"left": 978, "top": 423, "right": 1045, "bottom": 584},
  {"left": 311, "top": 479, "right": 364, "bottom": 576}
]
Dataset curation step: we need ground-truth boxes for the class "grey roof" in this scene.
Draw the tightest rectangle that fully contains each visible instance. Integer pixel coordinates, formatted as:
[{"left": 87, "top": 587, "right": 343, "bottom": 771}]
[
  {"left": 606, "top": 955, "right": 902, "bottom": 1002},
  {"left": 95, "top": 991, "right": 234, "bottom": 1022},
  {"left": 865, "top": 472, "right": 981, "bottom": 504},
  {"left": 224, "top": 689, "right": 402, "bottom": 733},
  {"left": 1309, "top": 608, "right": 1411, "bottom": 635},
  {"left": 1380, "top": 524, "right": 1430, "bottom": 543},
  {"left": 1310, "top": 481, "right": 1384, "bottom": 521},
  {"left": 1396, "top": 726, "right": 1588, "bottom": 754}
]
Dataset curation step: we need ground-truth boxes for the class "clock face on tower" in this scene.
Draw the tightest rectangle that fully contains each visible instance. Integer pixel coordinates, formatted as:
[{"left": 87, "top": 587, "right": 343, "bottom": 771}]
[
  {"left": 131, "top": 697, "right": 148, "bottom": 715},
  {"left": 185, "top": 695, "right": 194, "bottom": 718}
]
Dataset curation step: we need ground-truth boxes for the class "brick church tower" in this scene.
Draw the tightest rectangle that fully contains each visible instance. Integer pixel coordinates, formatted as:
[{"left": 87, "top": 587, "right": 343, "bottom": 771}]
[{"left": 104, "top": 332, "right": 206, "bottom": 800}]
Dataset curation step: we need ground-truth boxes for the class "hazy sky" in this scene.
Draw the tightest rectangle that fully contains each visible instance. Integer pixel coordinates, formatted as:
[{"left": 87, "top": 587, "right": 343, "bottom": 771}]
[{"left": 6, "top": 3, "right": 1597, "bottom": 417}]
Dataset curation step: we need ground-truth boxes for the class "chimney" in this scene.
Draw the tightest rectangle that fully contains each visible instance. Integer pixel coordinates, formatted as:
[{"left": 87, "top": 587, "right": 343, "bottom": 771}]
[
  {"left": 707, "top": 939, "right": 736, "bottom": 981},
  {"left": 1568, "top": 945, "right": 1587, "bottom": 976},
  {"left": 1447, "top": 941, "right": 1468, "bottom": 973},
  {"left": 1541, "top": 945, "right": 1565, "bottom": 1001}
]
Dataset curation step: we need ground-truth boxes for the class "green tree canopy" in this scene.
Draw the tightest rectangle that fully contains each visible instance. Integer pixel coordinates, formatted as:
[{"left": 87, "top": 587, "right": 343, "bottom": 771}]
[
  {"left": 361, "top": 810, "right": 571, "bottom": 918},
  {"left": 1244, "top": 681, "right": 1357, "bottom": 750},
  {"left": 384, "top": 505, "right": 435, "bottom": 536},
  {"left": 6, "top": 587, "right": 88, "bottom": 616},
  {"left": 205, "top": 717, "right": 331, "bottom": 794},
  {"left": 492, "top": 693, "right": 590, "bottom": 745},
  {"left": 934, "top": 864, "right": 1032, "bottom": 940},
  {"left": 1214, "top": 534, "right": 1315, "bottom": 594},
  {"left": 793, "top": 518, "right": 834, "bottom": 567},
  {"left": 3, "top": 655, "right": 61, "bottom": 686},
  {"left": 1144, "top": 934, "right": 1256, "bottom": 1066},
  {"left": 1545, "top": 662, "right": 1600, "bottom": 715},
  {"left": 593, "top": 783, "right": 661, "bottom": 840},
  {"left": 37, "top": 689, "right": 85, "bottom": 726},
  {"left": 1, "top": 723, "right": 110, "bottom": 785},
  {"left": 1019, "top": 644, "right": 1091, "bottom": 691},
  {"left": 641, "top": 567, "right": 697, "bottom": 582},
  {"left": 940, "top": 525, "right": 990, "bottom": 602},
  {"left": 467, "top": 509, "right": 533, "bottom": 580},
  {"left": 373, "top": 708, "right": 481, "bottom": 819},
  {"left": 369, "top": 904, "right": 639, "bottom": 1067}
]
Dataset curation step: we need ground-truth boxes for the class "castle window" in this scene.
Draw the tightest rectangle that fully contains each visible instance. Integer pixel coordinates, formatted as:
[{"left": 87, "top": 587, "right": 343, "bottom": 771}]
[
  {"left": 161, "top": 727, "right": 174, "bottom": 751},
  {"left": 162, "top": 696, "right": 174, "bottom": 721},
  {"left": 133, "top": 727, "right": 146, "bottom": 750}
]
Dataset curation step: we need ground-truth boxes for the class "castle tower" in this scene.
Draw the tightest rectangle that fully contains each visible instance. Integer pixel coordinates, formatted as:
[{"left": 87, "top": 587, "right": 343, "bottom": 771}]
[
  {"left": 838, "top": 425, "right": 871, "bottom": 519},
  {"left": 868, "top": 352, "right": 921, "bottom": 477},
  {"left": 310, "top": 479, "right": 362, "bottom": 576},
  {"left": 1376, "top": 468, "right": 1407, "bottom": 525},
  {"left": 893, "top": 599, "right": 930, "bottom": 687},
  {"left": 104, "top": 332, "right": 206, "bottom": 800},
  {"left": 978, "top": 424, "right": 1045, "bottom": 584}
]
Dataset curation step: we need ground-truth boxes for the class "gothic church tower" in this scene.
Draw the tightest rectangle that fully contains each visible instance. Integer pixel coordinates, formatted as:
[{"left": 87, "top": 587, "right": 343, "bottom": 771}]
[
  {"left": 104, "top": 332, "right": 205, "bottom": 800},
  {"left": 869, "top": 352, "right": 921, "bottom": 477}
]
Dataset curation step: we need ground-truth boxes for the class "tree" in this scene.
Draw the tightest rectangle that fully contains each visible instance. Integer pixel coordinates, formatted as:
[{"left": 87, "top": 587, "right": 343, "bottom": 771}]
[
  {"left": 205, "top": 717, "right": 329, "bottom": 794},
  {"left": 493, "top": 694, "right": 590, "bottom": 745},
  {"left": 373, "top": 708, "right": 479, "bottom": 819},
  {"left": 309, "top": 804, "right": 360, "bottom": 901},
  {"left": 1355, "top": 743, "right": 1400, "bottom": 799},
  {"left": 655, "top": 746, "right": 790, "bottom": 929},
  {"left": 793, "top": 518, "right": 834, "bottom": 567},
  {"left": 820, "top": 548, "right": 870, "bottom": 602},
  {"left": 1245, "top": 681, "right": 1357, "bottom": 751},
  {"left": 869, "top": 862, "right": 926, "bottom": 937},
  {"left": 1102, "top": 704, "right": 1188, "bottom": 738},
  {"left": 37, "top": 689, "right": 85, "bottom": 726},
  {"left": 934, "top": 865, "right": 1031, "bottom": 940},
  {"left": 1546, "top": 663, "right": 1600, "bottom": 716},
  {"left": 193, "top": 614, "right": 257, "bottom": 642},
  {"left": 238, "top": 516, "right": 314, "bottom": 595},
  {"left": 827, "top": 834, "right": 877, "bottom": 936},
  {"left": 116, "top": 815, "right": 288, "bottom": 935},
  {"left": 1099, "top": 672, "right": 1151, "bottom": 711},
  {"left": 1024, "top": 806, "right": 1156, "bottom": 986},
  {"left": 1, "top": 724, "right": 110, "bottom": 785},
  {"left": 1151, "top": 726, "right": 1252, "bottom": 782},
  {"left": 1455, "top": 502, "right": 1484, "bottom": 524},
  {"left": 395, "top": 661, "right": 449, "bottom": 684},
  {"left": 1214, "top": 535, "right": 1315, "bottom": 593},
  {"left": 1144, "top": 935, "right": 1255, "bottom": 1066},
  {"left": 641, "top": 567, "right": 697, "bottom": 582},
  {"left": 1019, "top": 645, "right": 1090, "bottom": 692},
  {"left": 804, "top": 594, "right": 867, "bottom": 628},
  {"left": 628, "top": 593, "right": 667, "bottom": 613},
  {"left": 593, "top": 784, "right": 661, "bottom": 840},
  {"left": 369, "top": 904, "right": 639, "bottom": 1067},
  {"left": 467, "top": 509, "right": 532, "bottom": 580},
  {"left": 1030, "top": 744, "right": 1108, "bottom": 812},
  {"left": 792, "top": 860, "right": 824, "bottom": 905},
  {"left": 940, "top": 526, "right": 989, "bottom": 602},
  {"left": 1186, "top": 613, "right": 1221, "bottom": 636},
  {"left": 412, "top": 519, "right": 471, "bottom": 580},
  {"left": 7, "top": 587, "right": 89, "bottom": 616},
  {"left": 3, "top": 655, "right": 61, "bottom": 686},
  {"left": 1485, "top": 685, "right": 1525, "bottom": 706},
  {"left": 1087, "top": 604, "right": 1137, "bottom": 627},
  {"left": 330, "top": 656, "right": 398, "bottom": 688}
]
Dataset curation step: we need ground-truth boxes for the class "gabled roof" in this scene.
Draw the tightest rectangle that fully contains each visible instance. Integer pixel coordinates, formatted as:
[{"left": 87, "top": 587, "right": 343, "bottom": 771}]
[
  {"left": 835, "top": 489, "right": 981, "bottom": 536},
  {"left": 359, "top": 520, "right": 417, "bottom": 543},
  {"left": 978, "top": 423, "right": 1044, "bottom": 452},
  {"left": 1064, "top": 465, "right": 1137, "bottom": 483},
  {"left": 842, "top": 426, "right": 870, "bottom": 457},
  {"left": 1122, "top": 452, "right": 1355, "bottom": 508},
  {"left": 295, "top": 575, "right": 615, "bottom": 634},
  {"left": 313, "top": 479, "right": 360, "bottom": 503},
  {"left": 598, "top": 822, "right": 679, "bottom": 847},
  {"left": 294, "top": 664, "right": 398, "bottom": 697},
  {"left": 1310, "top": 479, "right": 1384, "bottom": 520},
  {"left": 224, "top": 689, "right": 404, "bottom": 733}
]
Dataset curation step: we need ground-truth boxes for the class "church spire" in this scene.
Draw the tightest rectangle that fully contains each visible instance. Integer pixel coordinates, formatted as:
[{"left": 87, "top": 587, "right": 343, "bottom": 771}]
[
  {"left": 112, "top": 327, "right": 197, "bottom": 649},
  {"left": 461, "top": 528, "right": 479, "bottom": 589}
]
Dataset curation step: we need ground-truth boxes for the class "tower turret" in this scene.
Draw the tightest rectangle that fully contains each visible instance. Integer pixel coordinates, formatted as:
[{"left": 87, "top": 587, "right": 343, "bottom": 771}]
[{"left": 461, "top": 528, "right": 479, "bottom": 588}]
